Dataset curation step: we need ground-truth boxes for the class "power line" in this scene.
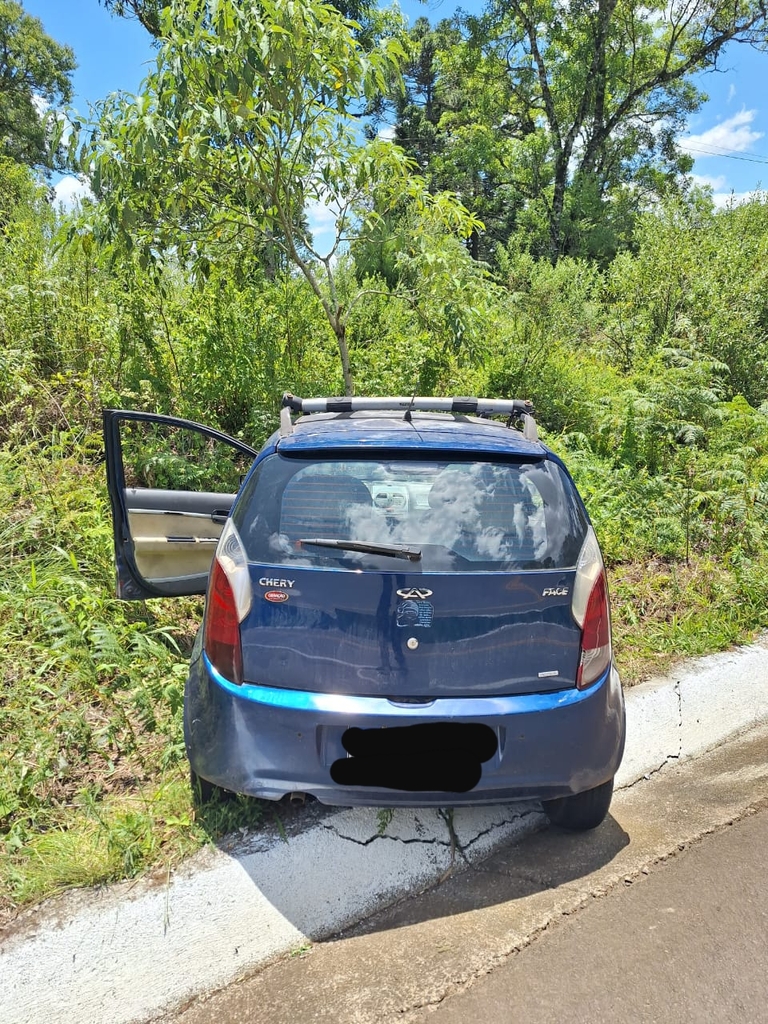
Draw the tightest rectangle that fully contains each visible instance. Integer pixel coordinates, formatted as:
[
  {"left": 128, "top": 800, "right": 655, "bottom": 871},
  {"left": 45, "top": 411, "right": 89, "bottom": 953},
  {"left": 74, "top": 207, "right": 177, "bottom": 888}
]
[{"left": 681, "top": 143, "right": 768, "bottom": 165}]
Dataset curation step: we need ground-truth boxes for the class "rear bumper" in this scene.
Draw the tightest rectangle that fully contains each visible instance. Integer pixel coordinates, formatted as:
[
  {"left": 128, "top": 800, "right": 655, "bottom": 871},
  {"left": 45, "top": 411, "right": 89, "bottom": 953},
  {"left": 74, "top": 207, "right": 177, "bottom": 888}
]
[{"left": 184, "top": 654, "right": 626, "bottom": 806}]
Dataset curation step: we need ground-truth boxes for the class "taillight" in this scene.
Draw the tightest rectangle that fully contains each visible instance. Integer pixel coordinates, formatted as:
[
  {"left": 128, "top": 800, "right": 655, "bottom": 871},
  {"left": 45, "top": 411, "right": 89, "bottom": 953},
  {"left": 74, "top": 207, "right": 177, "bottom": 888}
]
[
  {"left": 203, "top": 520, "right": 252, "bottom": 685},
  {"left": 571, "top": 527, "right": 612, "bottom": 690}
]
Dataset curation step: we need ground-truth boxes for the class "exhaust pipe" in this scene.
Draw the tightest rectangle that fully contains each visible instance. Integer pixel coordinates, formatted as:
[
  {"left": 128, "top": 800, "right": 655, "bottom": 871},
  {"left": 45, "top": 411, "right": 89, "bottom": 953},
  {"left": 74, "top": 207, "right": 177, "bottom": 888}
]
[{"left": 289, "top": 791, "right": 307, "bottom": 806}]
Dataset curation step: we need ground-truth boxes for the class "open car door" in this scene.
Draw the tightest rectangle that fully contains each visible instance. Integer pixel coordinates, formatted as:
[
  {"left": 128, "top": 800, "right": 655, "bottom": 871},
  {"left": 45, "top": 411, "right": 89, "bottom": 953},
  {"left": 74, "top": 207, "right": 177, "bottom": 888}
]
[{"left": 103, "top": 410, "right": 258, "bottom": 599}]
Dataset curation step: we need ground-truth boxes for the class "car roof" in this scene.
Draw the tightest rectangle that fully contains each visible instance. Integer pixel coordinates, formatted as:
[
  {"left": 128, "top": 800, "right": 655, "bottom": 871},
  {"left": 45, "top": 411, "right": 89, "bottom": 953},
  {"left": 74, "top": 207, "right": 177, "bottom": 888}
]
[{"left": 272, "top": 411, "right": 547, "bottom": 458}]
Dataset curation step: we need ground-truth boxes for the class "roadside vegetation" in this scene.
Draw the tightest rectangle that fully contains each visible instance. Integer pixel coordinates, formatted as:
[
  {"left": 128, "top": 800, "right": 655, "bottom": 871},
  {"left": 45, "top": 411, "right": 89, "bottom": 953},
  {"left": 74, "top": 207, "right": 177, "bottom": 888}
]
[{"left": 3, "top": 0, "right": 768, "bottom": 913}]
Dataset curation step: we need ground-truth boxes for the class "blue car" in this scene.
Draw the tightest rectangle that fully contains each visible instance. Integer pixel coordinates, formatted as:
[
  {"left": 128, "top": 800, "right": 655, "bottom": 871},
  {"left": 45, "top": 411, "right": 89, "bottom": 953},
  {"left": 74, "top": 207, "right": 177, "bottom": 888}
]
[{"left": 104, "top": 394, "right": 625, "bottom": 830}]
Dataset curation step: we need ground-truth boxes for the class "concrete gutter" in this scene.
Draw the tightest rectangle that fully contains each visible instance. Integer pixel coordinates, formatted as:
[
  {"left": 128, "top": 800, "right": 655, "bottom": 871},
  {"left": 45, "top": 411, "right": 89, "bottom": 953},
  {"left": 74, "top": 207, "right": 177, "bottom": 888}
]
[{"left": 3, "top": 636, "right": 768, "bottom": 1024}]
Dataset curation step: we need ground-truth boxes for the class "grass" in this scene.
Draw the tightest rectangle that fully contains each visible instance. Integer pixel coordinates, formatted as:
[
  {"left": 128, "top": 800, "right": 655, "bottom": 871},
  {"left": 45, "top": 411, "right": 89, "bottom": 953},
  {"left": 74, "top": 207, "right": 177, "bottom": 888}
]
[
  {"left": 3, "top": 429, "right": 768, "bottom": 917},
  {"left": 0, "top": 437, "right": 266, "bottom": 917},
  {"left": 2, "top": 775, "right": 268, "bottom": 911},
  {"left": 4, "top": 778, "right": 191, "bottom": 906},
  {"left": 610, "top": 554, "right": 768, "bottom": 683}
]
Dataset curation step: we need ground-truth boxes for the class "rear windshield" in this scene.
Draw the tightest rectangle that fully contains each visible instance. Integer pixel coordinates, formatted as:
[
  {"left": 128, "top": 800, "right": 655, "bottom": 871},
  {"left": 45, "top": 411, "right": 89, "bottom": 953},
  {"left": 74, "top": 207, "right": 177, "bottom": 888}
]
[{"left": 234, "top": 455, "right": 588, "bottom": 572}]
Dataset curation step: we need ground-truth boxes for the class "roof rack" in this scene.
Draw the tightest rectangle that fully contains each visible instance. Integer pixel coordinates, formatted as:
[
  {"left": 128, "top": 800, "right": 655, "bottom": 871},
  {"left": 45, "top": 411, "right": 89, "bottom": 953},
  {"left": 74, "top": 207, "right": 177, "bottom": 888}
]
[{"left": 279, "top": 393, "right": 539, "bottom": 442}]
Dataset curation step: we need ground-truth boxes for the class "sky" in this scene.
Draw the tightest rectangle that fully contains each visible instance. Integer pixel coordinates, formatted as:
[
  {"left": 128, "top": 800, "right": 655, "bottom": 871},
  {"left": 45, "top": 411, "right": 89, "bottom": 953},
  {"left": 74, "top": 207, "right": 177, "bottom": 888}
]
[{"left": 21, "top": 0, "right": 768, "bottom": 233}]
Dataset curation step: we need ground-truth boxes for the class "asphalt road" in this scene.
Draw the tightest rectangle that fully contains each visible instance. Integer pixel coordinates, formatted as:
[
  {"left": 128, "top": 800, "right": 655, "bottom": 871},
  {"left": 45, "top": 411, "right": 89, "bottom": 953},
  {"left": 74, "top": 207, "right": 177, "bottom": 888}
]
[
  {"left": 168, "top": 724, "right": 768, "bottom": 1024},
  {"left": 418, "top": 804, "right": 768, "bottom": 1024}
]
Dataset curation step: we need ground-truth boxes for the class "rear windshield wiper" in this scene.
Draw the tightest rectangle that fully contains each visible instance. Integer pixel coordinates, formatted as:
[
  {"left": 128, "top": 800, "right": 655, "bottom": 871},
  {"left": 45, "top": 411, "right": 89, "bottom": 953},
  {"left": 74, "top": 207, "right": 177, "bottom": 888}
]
[{"left": 297, "top": 538, "right": 422, "bottom": 562}]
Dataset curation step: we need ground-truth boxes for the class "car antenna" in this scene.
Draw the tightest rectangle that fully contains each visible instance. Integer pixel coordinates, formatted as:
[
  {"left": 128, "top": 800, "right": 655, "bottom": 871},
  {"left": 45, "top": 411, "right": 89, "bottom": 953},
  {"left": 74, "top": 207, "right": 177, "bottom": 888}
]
[{"left": 403, "top": 393, "right": 416, "bottom": 423}]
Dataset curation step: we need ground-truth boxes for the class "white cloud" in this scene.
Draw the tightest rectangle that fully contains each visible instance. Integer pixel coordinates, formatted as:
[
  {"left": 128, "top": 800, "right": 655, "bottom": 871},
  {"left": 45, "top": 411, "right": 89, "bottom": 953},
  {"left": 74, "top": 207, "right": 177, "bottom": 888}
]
[
  {"left": 708, "top": 189, "right": 767, "bottom": 210},
  {"left": 306, "top": 198, "right": 338, "bottom": 234},
  {"left": 727, "top": 84, "right": 737, "bottom": 104},
  {"left": 53, "top": 175, "right": 93, "bottom": 210},
  {"left": 690, "top": 173, "right": 728, "bottom": 191},
  {"left": 305, "top": 195, "right": 342, "bottom": 260},
  {"left": 377, "top": 124, "right": 396, "bottom": 142},
  {"left": 680, "top": 109, "right": 763, "bottom": 157}
]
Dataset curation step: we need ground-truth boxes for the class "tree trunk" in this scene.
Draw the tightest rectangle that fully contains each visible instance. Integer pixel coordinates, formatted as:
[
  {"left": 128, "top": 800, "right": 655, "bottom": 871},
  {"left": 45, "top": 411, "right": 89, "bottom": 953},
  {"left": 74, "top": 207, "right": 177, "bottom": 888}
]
[
  {"left": 549, "top": 154, "right": 568, "bottom": 265},
  {"left": 334, "top": 318, "right": 354, "bottom": 397},
  {"left": 467, "top": 226, "right": 480, "bottom": 261}
]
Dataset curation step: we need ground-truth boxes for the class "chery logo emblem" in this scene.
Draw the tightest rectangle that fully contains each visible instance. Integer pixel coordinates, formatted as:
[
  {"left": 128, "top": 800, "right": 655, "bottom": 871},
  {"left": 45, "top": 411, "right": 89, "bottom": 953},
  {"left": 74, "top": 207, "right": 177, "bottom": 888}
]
[{"left": 396, "top": 588, "right": 433, "bottom": 600}]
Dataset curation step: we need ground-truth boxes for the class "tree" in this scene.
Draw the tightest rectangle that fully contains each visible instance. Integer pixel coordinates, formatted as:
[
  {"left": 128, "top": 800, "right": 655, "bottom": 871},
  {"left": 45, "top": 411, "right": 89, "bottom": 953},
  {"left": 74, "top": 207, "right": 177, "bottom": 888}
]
[
  {"left": 99, "top": 0, "right": 166, "bottom": 36},
  {"left": 478, "top": 0, "right": 768, "bottom": 262},
  {"left": 0, "top": 0, "right": 76, "bottom": 170},
  {"left": 100, "top": 0, "right": 386, "bottom": 40},
  {"left": 386, "top": 1, "right": 768, "bottom": 265},
  {"left": 84, "top": 0, "right": 480, "bottom": 395},
  {"left": 392, "top": 17, "right": 529, "bottom": 262},
  {"left": 383, "top": 18, "right": 461, "bottom": 171}
]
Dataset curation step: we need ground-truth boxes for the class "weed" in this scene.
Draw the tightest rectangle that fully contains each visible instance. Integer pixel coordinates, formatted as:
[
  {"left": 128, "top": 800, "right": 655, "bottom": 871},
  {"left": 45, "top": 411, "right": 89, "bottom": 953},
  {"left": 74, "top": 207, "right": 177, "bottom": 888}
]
[
  {"left": 272, "top": 809, "right": 288, "bottom": 844},
  {"left": 290, "top": 943, "right": 312, "bottom": 958},
  {"left": 376, "top": 808, "right": 395, "bottom": 836}
]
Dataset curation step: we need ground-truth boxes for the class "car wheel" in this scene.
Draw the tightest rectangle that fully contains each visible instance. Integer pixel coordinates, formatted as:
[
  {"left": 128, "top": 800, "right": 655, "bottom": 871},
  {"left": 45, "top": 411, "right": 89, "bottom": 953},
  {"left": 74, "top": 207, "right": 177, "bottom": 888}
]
[
  {"left": 190, "top": 768, "right": 231, "bottom": 806},
  {"left": 542, "top": 778, "right": 614, "bottom": 831}
]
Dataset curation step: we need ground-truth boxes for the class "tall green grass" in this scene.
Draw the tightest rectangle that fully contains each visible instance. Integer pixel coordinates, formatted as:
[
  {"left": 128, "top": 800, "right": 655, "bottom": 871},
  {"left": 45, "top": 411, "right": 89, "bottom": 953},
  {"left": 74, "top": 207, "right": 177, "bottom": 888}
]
[{"left": 0, "top": 430, "right": 266, "bottom": 912}]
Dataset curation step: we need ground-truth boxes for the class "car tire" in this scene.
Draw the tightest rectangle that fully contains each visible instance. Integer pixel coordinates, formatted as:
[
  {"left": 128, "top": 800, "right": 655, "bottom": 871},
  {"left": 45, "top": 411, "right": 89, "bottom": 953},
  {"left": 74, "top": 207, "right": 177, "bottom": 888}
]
[
  {"left": 542, "top": 778, "right": 614, "bottom": 831},
  {"left": 190, "top": 768, "right": 231, "bottom": 806}
]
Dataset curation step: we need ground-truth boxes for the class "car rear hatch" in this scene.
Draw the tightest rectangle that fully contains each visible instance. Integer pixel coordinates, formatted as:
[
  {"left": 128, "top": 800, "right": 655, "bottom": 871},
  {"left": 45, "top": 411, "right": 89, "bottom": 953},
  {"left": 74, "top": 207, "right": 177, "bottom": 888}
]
[
  {"left": 224, "top": 451, "right": 596, "bottom": 699},
  {"left": 241, "top": 565, "right": 580, "bottom": 697}
]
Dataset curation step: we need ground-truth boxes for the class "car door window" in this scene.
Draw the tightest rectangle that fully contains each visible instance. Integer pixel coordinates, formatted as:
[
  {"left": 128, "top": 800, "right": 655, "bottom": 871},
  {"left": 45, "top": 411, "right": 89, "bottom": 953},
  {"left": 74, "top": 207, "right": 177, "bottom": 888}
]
[
  {"left": 119, "top": 418, "right": 251, "bottom": 493},
  {"left": 104, "top": 411, "right": 257, "bottom": 599}
]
